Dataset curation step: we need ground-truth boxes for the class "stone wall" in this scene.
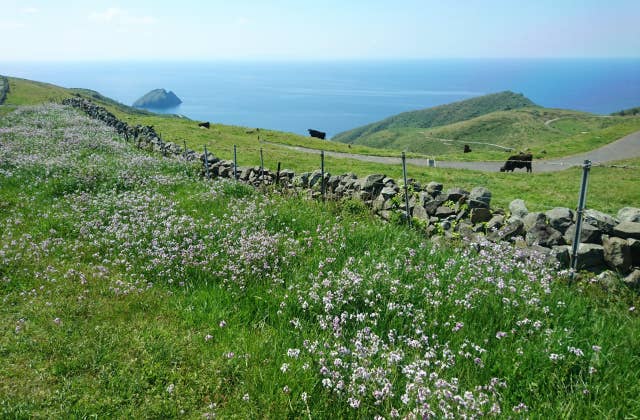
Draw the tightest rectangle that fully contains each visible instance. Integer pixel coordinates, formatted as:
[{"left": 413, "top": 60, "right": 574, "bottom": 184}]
[
  {"left": 64, "top": 97, "right": 640, "bottom": 285},
  {"left": 0, "top": 76, "right": 9, "bottom": 105}
]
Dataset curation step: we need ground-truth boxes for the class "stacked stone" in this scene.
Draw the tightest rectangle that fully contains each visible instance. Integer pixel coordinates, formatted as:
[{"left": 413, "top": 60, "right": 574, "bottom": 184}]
[
  {"left": 62, "top": 97, "right": 197, "bottom": 160},
  {"left": 64, "top": 97, "right": 640, "bottom": 281}
]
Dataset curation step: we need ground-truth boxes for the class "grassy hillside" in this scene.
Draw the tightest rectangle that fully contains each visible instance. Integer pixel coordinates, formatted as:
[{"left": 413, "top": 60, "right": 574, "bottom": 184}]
[
  {"left": 2, "top": 103, "right": 640, "bottom": 418},
  {"left": 352, "top": 107, "right": 640, "bottom": 160},
  {"left": 2, "top": 76, "right": 639, "bottom": 213},
  {"left": 333, "top": 91, "right": 536, "bottom": 143}
]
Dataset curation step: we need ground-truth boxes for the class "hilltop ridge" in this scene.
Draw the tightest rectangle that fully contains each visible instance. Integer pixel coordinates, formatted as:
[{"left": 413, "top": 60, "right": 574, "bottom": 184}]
[{"left": 333, "top": 91, "right": 536, "bottom": 143}]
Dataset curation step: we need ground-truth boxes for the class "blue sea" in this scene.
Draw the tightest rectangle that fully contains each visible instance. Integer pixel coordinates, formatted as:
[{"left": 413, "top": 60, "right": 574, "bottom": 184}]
[{"left": 3, "top": 59, "right": 639, "bottom": 138}]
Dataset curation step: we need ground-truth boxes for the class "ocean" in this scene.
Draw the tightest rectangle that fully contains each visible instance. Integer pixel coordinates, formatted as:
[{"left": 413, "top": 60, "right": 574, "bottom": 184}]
[{"left": 3, "top": 59, "right": 640, "bottom": 138}]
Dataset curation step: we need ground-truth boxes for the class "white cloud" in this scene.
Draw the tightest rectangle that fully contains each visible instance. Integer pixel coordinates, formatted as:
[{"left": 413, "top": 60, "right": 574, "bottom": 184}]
[
  {"left": 0, "top": 21, "right": 26, "bottom": 29},
  {"left": 89, "top": 8, "right": 157, "bottom": 26},
  {"left": 236, "top": 17, "right": 250, "bottom": 26},
  {"left": 22, "top": 7, "right": 40, "bottom": 14}
]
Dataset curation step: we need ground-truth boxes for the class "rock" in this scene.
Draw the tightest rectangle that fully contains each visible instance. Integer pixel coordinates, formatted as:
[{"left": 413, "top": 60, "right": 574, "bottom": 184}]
[
  {"left": 628, "top": 239, "right": 640, "bottom": 266},
  {"left": 509, "top": 199, "right": 528, "bottom": 220},
  {"left": 426, "top": 182, "right": 443, "bottom": 196},
  {"left": 308, "top": 170, "right": 323, "bottom": 188},
  {"left": 596, "top": 270, "right": 623, "bottom": 291},
  {"left": 545, "top": 207, "right": 574, "bottom": 233},
  {"left": 470, "top": 207, "right": 492, "bottom": 224},
  {"left": 612, "top": 221, "right": 640, "bottom": 240},
  {"left": 551, "top": 245, "right": 571, "bottom": 268},
  {"left": 526, "top": 222, "right": 565, "bottom": 248},
  {"left": 603, "top": 236, "right": 632, "bottom": 274},
  {"left": 469, "top": 187, "right": 492, "bottom": 208},
  {"left": 575, "top": 243, "right": 605, "bottom": 271},
  {"left": 617, "top": 207, "right": 640, "bottom": 223},
  {"left": 523, "top": 212, "right": 547, "bottom": 231},
  {"left": 443, "top": 187, "right": 469, "bottom": 203},
  {"left": 132, "top": 88, "right": 182, "bottom": 108},
  {"left": 563, "top": 222, "right": 602, "bottom": 245},
  {"left": 487, "top": 219, "right": 524, "bottom": 243},
  {"left": 380, "top": 186, "right": 398, "bottom": 199},
  {"left": 435, "top": 206, "right": 456, "bottom": 218},
  {"left": 584, "top": 209, "right": 617, "bottom": 234},
  {"left": 360, "top": 174, "right": 385, "bottom": 192},
  {"left": 412, "top": 205, "right": 429, "bottom": 222},
  {"left": 624, "top": 269, "right": 640, "bottom": 290},
  {"left": 486, "top": 215, "right": 504, "bottom": 232},
  {"left": 424, "top": 198, "right": 446, "bottom": 216}
]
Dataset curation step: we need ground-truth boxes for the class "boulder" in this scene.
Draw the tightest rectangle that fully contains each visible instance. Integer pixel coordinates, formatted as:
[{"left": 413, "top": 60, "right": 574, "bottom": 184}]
[
  {"left": 612, "top": 221, "right": 640, "bottom": 240},
  {"left": 551, "top": 245, "right": 571, "bottom": 268},
  {"left": 523, "top": 212, "right": 547, "bottom": 232},
  {"left": 308, "top": 170, "right": 323, "bottom": 188},
  {"left": 443, "top": 187, "right": 469, "bottom": 203},
  {"left": 602, "top": 236, "right": 632, "bottom": 274},
  {"left": 545, "top": 207, "right": 574, "bottom": 233},
  {"left": 412, "top": 205, "right": 429, "bottom": 222},
  {"left": 435, "top": 206, "right": 456, "bottom": 218},
  {"left": 469, "top": 187, "right": 492, "bottom": 208},
  {"left": 563, "top": 222, "right": 602, "bottom": 245},
  {"left": 526, "top": 222, "right": 565, "bottom": 248},
  {"left": 628, "top": 238, "right": 640, "bottom": 266},
  {"left": 424, "top": 198, "right": 446, "bottom": 216},
  {"left": 617, "top": 207, "right": 640, "bottom": 223},
  {"left": 624, "top": 269, "right": 640, "bottom": 290},
  {"left": 486, "top": 214, "right": 504, "bottom": 232},
  {"left": 487, "top": 219, "right": 524, "bottom": 243},
  {"left": 574, "top": 243, "right": 606, "bottom": 271},
  {"left": 425, "top": 182, "right": 443, "bottom": 196},
  {"left": 380, "top": 186, "right": 398, "bottom": 199},
  {"left": 360, "top": 174, "right": 385, "bottom": 192},
  {"left": 584, "top": 209, "right": 617, "bottom": 234},
  {"left": 470, "top": 207, "right": 492, "bottom": 224},
  {"left": 509, "top": 199, "right": 528, "bottom": 220}
]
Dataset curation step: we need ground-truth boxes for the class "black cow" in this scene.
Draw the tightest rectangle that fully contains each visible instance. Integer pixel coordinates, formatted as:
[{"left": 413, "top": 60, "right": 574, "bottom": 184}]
[
  {"left": 308, "top": 129, "right": 326, "bottom": 140},
  {"left": 463, "top": 144, "right": 472, "bottom": 153},
  {"left": 500, "top": 153, "right": 532, "bottom": 172},
  {"left": 198, "top": 122, "right": 210, "bottom": 129}
]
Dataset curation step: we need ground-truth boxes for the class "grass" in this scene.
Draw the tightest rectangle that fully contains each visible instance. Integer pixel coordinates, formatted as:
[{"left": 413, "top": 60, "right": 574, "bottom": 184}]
[
  {"left": 2, "top": 76, "right": 639, "bottom": 215},
  {"left": 333, "top": 91, "right": 536, "bottom": 143},
  {"left": 2, "top": 103, "right": 640, "bottom": 418},
  {"left": 339, "top": 107, "right": 640, "bottom": 160}
]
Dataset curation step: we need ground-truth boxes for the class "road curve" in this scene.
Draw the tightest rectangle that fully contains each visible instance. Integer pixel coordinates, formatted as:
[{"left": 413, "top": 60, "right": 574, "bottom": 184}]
[{"left": 272, "top": 129, "right": 640, "bottom": 173}]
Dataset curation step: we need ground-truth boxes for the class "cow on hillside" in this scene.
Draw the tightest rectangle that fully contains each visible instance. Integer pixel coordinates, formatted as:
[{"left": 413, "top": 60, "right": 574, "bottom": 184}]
[
  {"left": 500, "top": 153, "right": 532, "bottom": 172},
  {"left": 308, "top": 129, "right": 326, "bottom": 140},
  {"left": 198, "top": 122, "right": 210, "bottom": 129}
]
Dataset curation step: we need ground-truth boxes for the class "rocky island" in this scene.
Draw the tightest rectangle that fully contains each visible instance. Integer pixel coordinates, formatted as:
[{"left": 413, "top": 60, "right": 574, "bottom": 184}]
[{"left": 132, "top": 88, "right": 182, "bottom": 108}]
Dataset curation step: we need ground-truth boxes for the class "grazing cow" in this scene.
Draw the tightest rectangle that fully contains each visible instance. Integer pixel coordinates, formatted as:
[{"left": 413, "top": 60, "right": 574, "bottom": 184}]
[
  {"left": 198, "top": 122, "right": 210, "bottom": 129},
  {"left": 463, "top": 144, "right": 472, "bottom": 153},
  {"left": 500, "top": 153, "right": 532, "bottom": 173},
  {"left": 308, "top": 129, "right": 326, "bottom": 140}
]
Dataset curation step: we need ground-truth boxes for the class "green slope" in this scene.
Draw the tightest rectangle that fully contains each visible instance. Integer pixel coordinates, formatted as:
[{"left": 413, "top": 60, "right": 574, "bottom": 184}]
[{"left": 333, "top": 91, "right": 536, "bottom": 143}]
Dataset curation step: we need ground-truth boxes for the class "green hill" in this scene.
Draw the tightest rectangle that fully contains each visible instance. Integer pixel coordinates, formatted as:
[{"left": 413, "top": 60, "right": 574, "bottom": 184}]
[{"left": 333, "top": 91, "right": 536, "bottom": 143}]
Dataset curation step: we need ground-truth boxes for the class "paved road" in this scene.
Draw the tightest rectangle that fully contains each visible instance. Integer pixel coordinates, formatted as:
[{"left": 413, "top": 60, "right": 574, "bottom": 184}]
[{"left": 273, "top": 129, "right": 640, "bottom": 173}]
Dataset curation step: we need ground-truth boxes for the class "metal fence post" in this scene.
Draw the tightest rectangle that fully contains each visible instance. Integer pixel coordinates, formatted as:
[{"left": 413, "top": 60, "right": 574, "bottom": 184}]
[
  {"left": 402, "top": 152, "right": 411, "bottom": 226},
  {"left": 570, "top": 160, "right": 591, "bottom": 279},
  {"left": 321, "top": 150, "right": 325, "bottom": 200},
  {"left": 260, "top": 147, "right": 264, "bottom": 183},
  {"left": 233, "top": 144, "right": 238, "bottom": 180},
  {"left": 203, "top": 145, "right": 210, "bottom": 180},
  {"left": 276, "top": 162, "right": 281, "bottom": 186}
]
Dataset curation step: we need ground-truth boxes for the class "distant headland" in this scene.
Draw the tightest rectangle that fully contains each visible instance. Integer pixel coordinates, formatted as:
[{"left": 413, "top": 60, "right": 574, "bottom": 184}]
[{"left": 133, "top": 89, "right": 182, "bottom": 109}]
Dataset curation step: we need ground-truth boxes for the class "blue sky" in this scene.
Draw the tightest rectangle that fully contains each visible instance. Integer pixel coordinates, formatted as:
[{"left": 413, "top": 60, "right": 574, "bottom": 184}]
[{"left": 2, "top": 0, "right": 639, "bottom": 60}]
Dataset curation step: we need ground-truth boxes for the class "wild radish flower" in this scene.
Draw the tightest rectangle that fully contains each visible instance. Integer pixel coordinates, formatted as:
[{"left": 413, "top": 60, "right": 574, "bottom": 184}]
[
  {"left": 166, "top": 383, "right": 175, "bottom": 394},
  {"left": 219, "top": 320, "right": 227, "bottom": 328},
  {"left": 287, "top": 348, "right": 300, "bottom": 358},
  {"left": 592, "top": 345, "right": 601, "bottom": 352},
  {"left": 204, "top": 334, "right": 213, "bottom": 341},
  {"left": 495, "top": 331, "right": 506, "bottom": 339},
  {"left": 242, "top": 393, "right": 250, "bottom": 401},
  {"left": 280, "top": 363, "right": 289, "bottom": 373},
  {"left": 53, "top": 317, "right": 61, "bottom": 325},
  {"left": 282, "top": 386, "right": 290, "bottom": 394},
  {"left": 225, "top": 352, "right": 235, "bottom": 359},
  {"left": 301, "top": 392, "right": 308, "bottom": 402},
  {"left": 512, "top": 403, "right": 528, "bottom": 413}
]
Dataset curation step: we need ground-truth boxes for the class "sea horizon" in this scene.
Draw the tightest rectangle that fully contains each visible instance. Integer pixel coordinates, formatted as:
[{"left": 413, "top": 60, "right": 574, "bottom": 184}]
[{"left": 3, "top": 58, "right": 639, "bottom": 137}]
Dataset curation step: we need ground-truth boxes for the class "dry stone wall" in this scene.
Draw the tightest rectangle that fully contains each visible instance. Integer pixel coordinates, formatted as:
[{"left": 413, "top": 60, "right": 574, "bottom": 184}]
[{"left": 64, "top": 97, "right": 640, "bottom": 284}]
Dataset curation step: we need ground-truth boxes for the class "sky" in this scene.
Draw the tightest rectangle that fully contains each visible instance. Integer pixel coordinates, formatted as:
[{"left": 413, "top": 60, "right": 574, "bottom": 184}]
[{"left": 1, "top": 0, "right": 639, "bottom": 61}]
